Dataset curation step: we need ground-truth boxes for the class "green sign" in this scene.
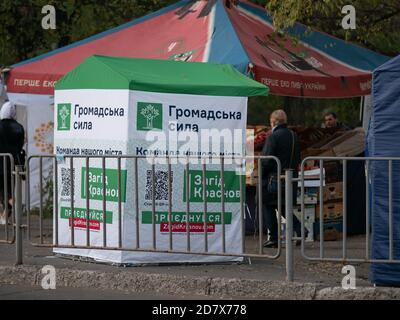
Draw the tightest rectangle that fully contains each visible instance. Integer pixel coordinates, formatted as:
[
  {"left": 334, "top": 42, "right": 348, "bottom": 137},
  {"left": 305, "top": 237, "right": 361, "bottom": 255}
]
[
  {"left": 137, "top": 102, "right": 163, "bottom": 131},
  {"left": 60, "top": 207, "right": 113, "bottom": 224},
  {"left": 81, "top": 167, "right": 127, "bottom": 202},
  {"left": 183, "top": 170, "right": 243, "bottom": 203},
  {"left": 57, "top": 103, "right": 71, "bottom": 131},
  {"left": 141, "top": 211, "right": 232, "bottom": 224}
]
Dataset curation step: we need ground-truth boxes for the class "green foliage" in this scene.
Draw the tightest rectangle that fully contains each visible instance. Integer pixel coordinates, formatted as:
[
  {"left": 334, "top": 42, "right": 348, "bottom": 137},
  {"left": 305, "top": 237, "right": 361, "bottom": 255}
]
[
  {"left": 1, "top": 1, "right": 396, "bottom": 127},
  {"left": 1, "top": 1, "right": 397, "bottom": 64},
  {"left": 264, "top": 0, "right": 400, "bottom": 57},
  {"left": 247, "top": 0, "right": 399, "bottom": 126},
  {"left": 0, "top": 0, "right": 177, "bottom": 66}
]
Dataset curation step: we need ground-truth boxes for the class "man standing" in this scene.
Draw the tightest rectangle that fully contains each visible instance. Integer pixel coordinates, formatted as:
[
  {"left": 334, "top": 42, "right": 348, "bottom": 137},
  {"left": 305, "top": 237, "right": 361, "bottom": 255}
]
[
  {"left": 323, "top": 111, "right": 350, "bottom": 130},
  {"left": 0, "top": 101, "right": 25, "bottom": 225},
  {"left": 261, "top": 109, "right": 302, "bottom": 248}
]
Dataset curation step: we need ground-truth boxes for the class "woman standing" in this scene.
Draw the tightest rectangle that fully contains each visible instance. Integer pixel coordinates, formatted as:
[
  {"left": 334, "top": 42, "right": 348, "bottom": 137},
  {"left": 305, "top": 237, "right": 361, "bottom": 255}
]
[
  {"left": 0, "top": 101, "right": 25, "bottom": 224},
  {"left": 261, "top": 109, "right": 302, "bottom": 248}
]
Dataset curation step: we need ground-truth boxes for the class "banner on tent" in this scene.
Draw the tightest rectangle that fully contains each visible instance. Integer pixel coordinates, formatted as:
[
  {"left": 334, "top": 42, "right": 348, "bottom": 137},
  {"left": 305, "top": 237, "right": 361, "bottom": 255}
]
[{"left": 53, "top": 89, "right": 247, "bottom": 264}]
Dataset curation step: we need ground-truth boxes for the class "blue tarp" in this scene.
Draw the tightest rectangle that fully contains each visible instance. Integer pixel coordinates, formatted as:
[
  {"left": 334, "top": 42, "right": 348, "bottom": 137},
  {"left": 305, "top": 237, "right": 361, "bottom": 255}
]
[{"left": 367, "top": 55, "right": 400, "bottom": 286}]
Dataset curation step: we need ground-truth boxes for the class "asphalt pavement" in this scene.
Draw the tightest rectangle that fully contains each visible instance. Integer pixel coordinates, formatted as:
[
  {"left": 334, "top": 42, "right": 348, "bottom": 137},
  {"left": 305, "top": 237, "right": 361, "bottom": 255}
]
[{"left": 1, "top": 217, "right": 397, "bottom": 300}]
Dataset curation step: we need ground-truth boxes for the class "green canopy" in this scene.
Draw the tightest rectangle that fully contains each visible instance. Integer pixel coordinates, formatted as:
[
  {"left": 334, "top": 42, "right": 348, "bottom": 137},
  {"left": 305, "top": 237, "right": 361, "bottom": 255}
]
[{"left": 56, "top": 55, "right": 268, "bottom": 97}]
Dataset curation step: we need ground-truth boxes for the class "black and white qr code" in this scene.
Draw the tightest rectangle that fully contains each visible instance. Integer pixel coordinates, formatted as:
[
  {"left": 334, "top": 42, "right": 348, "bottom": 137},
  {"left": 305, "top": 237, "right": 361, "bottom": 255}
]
[
  {"left": 145, "top": 170, "right": 173, "bottom": 201},
  {"left": 61, "top": 168, "right": 75, "bottom": 197}
]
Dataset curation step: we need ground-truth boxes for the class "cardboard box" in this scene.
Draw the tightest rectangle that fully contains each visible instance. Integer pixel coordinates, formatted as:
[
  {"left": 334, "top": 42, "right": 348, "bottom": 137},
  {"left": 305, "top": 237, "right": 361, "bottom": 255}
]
[
  {"left": 323, "top": 182, "right": 343, "bottom": 202},
  {"left": 296, "top": 187, "right": 318, "bottom": 204},
  {"left": 328, "top": 128, "right": 365, "bottom": 157},
  {"left": 315, "top": 202, "right": 343, "bottom": 220},
  {"left": 314, "top": 218, "right": 343, "bottom": 241}
]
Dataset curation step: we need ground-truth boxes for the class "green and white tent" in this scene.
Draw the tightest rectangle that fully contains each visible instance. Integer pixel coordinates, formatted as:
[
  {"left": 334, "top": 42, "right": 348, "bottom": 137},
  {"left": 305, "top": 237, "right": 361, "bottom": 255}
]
[
  {"left": 54, "top": 55, "right": 268, "bottom": 264},
  {"left": 56, "top": 55, "right": 268, "bottom": 95}
]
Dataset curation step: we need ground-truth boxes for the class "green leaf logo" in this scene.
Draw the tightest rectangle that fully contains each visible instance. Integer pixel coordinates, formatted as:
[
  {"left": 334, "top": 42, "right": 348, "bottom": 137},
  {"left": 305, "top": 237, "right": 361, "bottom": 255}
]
[
  {"left": 57, "top": 103, "right": 71, "bottom": 131},
  {"left": 137, "top": 102, "right": 162, "bottom": 131}
]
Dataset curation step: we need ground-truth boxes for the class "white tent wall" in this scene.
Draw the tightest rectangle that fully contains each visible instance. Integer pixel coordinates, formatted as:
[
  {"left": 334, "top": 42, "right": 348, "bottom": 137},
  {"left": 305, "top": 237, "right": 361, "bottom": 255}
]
[
  {"left": 7, "top": 93, "right": 54, "bottom": 208},
  {"left": 50, "top": 84, "right": 247, "bottom": 264}
]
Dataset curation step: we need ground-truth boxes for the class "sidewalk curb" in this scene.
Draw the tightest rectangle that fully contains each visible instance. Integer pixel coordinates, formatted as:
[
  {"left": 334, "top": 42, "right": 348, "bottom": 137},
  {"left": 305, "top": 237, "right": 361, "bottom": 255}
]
[
  {"left": 316, "top": 286, "right": 400, "bottom": 300},
  {"left": 0, "top": 265, "right": 316, "bottom": 299},
  {"left": 0, "top": 265, "right": 399, "bottom": 299}
]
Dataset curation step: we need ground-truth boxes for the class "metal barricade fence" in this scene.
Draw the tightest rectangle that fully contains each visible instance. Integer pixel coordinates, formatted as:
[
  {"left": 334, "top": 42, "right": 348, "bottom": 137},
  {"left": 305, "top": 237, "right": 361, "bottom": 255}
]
[
  {"left": 0, "top": 153, "right": 15, "bottom": 244},
  {"left": 25, "top": 154, "right": 283, "bottom": 261},
  {"left": 8, "top": 154, "right": 400, "bottom": 280},
  {"left": 298, "top": 156, "right": 400, "bottom": 264}
]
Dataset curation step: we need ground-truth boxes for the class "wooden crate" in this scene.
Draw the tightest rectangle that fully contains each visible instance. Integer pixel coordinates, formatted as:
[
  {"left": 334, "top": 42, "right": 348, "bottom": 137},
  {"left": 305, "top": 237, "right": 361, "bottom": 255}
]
[
  {"left": 322, "top": 182, "right": 343, "bottom": 202},
  {"left": 315, "top": 202, "right": 343, "bottom": 220},
  {"left": 314, "top": 218, "right": 343, "bottom": 241}
]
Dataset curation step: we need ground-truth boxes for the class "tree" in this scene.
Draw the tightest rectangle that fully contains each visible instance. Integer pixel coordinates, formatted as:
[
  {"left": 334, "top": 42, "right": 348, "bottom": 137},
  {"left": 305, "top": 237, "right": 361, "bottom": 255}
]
[
  {"left": 248, "top": 0, "right": 399, "bottom": 127},
  {"left": 0, "top": 0, "right": 177, "bottom": 66},
  {"left": 1, "top": 1, "right": 397, "bottom": 127},
  {"left": 260, "top": 0, "right": 400, "bottom": 57}
]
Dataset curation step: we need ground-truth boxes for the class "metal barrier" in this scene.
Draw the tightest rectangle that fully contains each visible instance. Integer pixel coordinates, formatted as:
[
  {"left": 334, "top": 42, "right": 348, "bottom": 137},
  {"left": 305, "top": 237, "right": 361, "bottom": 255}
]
[
  {"left": 298, "top": 156, "right": 400, "bottom": 264},
  {"left": 15, "top": 165, "right": 23, "bottom": 264},
  {"left": 25, "top": 154, "right": 283, "bottom": 261},
  {"left": 0, "top": 153, "right": 15, "bottom": 244},
  {"left": 4, "top": 153, "right": 400, "bottom": 281},
  {"left": 16, "top": 154, "right": 400, "bottom": 282}
]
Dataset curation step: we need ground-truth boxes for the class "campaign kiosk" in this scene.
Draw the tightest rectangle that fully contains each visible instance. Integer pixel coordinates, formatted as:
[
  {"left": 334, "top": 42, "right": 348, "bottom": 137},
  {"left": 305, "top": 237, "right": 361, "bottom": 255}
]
[{"left": 53, "top": 55, "right": 268, "bottom": 264}]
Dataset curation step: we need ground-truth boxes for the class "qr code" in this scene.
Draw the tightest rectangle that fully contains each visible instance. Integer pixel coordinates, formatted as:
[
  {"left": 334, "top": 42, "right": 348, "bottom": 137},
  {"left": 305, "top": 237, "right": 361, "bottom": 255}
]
[
  {"left": 61, "top": 168, "right": 75, "bottom": 197},
  {"left": 145, "top": 170, "right": 173, "bottom": 201}
]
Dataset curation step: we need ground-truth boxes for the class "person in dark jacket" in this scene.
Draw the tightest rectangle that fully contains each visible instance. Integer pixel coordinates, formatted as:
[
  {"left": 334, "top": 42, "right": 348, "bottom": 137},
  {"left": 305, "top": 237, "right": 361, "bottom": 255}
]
[
  {"left": 0, "top": 101, "right": 25, "bottom": 224},
  {"left": 261, "top": 109, "right": 302, "bottom": 248},
  {"left": 323, "top": 111, "right": 351, "bottom": 130}
]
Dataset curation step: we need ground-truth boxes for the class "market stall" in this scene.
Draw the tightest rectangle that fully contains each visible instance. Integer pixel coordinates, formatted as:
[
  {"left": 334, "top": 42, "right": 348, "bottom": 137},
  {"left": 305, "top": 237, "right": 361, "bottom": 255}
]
[
  {"left": 53, "top": 55, "right": 268, "bottom": 264},
  {"left": 245, "top": 126, "right": 367, "bottom": 240},
  {"left": 2, "top": 0, "right": 389, "bottom": 210}
]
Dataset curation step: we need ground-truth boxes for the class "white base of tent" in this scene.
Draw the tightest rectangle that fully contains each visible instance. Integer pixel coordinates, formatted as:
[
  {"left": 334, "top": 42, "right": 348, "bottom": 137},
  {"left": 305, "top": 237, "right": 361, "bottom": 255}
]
[{"left": 53, "top": 248, "right": 243, "bottom": 265}]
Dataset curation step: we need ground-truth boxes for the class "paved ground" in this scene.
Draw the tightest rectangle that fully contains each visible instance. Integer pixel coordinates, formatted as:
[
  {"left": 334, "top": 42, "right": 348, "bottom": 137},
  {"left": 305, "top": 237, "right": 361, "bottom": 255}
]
[
  {"left": 0, "top": 217, "right": 372, "bottom": 285},
  {"left": 0, "top": 284, "right": 215, "bottom": 300},
  {"left": 1, "top": 216, "right": 396, "bottom": 300}
]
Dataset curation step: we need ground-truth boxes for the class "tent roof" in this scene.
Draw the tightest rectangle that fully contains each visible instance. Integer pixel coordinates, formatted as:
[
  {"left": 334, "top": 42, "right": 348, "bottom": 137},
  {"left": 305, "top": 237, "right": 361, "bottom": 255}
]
[
  {"left": 374, "top": 54, "right": 400, "bottom": 74},
  {"left": 56, "top": 55, "right": 268, "bottom": 96},
  {"left": 371, "top": 55, "right": 400, "bottom": 120},
  {"left": 366, "top": 54, "right": 400, "bottom": 158},
  {"left": 6, "top": 0, "right": 390, "bottom": 98}
]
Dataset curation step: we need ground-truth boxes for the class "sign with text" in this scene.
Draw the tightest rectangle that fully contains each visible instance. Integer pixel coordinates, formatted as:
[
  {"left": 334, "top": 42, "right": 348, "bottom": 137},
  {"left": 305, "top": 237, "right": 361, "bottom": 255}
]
[
  {"left": 81, "top": 167, "right": 127, "bottom": 203},
  {"left": 54, "top": 88, "right": 246, "bottom": 264}
]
